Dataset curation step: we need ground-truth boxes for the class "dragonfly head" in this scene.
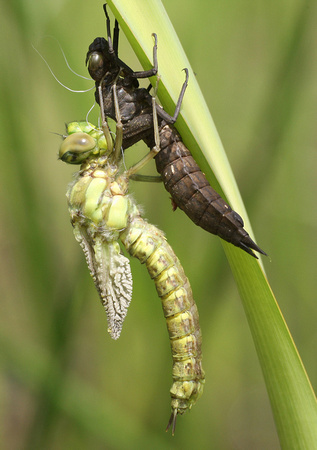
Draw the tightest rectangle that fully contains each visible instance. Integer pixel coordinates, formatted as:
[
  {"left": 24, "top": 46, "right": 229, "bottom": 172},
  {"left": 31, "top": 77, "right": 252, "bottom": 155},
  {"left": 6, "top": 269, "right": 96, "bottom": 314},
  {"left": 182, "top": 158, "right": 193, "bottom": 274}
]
[
  {"left": 86, "top": 37, "right": 114, "bottom": 83},
  {"left": 59, "top": 121, "right": 108, "bottom": 164},
  {"left": 86, "top": 37, "right": 137, "bottom": 88}
]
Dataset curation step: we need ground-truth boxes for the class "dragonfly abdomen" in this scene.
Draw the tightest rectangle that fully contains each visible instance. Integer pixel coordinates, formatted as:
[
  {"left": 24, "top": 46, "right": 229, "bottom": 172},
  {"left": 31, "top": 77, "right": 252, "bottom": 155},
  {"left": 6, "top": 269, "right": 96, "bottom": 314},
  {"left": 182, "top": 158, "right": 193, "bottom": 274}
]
[
  {"left": 120, "top": 216, "right": 205, "bottom": 433},
  {"left": 155, "top": 124, "right": 266, "bottom": 258}
]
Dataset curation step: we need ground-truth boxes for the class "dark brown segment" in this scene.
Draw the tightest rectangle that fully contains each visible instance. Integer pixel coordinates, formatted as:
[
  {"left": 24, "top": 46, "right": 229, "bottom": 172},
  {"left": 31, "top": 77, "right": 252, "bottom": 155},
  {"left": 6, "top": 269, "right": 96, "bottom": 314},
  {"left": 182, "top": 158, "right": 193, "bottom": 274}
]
[
  {"left": 155, "top": 124, "right": 266, "bottom": 258},
  {"left": 87, "top": 30, "right": 266, "bottom": 259}
]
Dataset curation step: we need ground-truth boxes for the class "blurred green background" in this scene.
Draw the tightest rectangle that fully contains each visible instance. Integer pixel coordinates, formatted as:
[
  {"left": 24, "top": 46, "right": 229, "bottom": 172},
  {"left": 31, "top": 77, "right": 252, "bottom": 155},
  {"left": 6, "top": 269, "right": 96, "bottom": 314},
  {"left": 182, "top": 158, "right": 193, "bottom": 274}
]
[{"left": 1, "top": 0, "right": 316, "bottom": 448}]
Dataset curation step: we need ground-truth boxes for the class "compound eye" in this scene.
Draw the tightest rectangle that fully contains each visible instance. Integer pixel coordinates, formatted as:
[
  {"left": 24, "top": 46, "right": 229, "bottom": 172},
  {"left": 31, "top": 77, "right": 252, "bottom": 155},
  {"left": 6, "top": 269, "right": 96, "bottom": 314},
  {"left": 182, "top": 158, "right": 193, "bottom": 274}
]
[
  {"left": 87, "top": 52, "right": 104, "bottom": 81},
  {"left": 59, "top": 133, "right": 96, "bottom": 164}
]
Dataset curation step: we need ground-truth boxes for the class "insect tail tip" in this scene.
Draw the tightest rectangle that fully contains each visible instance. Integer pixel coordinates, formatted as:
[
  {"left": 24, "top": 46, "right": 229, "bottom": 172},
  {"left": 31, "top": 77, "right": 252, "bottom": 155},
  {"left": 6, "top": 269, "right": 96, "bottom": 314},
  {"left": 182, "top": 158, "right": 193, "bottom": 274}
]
[
  {"left": 240, "top": 236, "right": 267, "bottom": 259},
  {"left": 166, "top": 409, "right": 178, "bottom": 436},
  {"left": 251, "top": 243, "right": 268, "bottom": 258},
  {"left": 240, "top": 242, "right": 268, "bottom": 259}
]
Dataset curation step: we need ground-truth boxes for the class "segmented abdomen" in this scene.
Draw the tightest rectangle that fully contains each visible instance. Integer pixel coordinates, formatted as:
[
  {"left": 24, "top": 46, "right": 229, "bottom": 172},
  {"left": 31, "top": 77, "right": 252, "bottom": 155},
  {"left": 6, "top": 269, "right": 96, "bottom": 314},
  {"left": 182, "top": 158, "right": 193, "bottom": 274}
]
[
  {"left": 120, "top": 216, "right": 205, "bottom": 429},
  {"left": 155, "top": 124, "right": 265, "bottom": 257}
]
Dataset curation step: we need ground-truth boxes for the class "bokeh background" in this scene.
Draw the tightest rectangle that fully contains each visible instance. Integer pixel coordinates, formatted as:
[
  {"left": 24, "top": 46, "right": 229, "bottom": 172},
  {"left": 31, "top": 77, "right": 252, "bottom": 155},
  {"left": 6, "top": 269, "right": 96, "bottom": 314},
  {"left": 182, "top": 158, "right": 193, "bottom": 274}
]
[{"left": 1, "top": 0, "right": 316, "bottom": 448}]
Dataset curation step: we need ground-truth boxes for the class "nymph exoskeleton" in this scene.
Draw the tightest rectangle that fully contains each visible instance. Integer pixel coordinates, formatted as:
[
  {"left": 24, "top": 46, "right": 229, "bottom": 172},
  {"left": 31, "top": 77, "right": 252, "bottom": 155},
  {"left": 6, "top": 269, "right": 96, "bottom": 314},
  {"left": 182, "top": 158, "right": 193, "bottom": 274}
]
[{"left": 85, "top": 4, "right": 266, "bottom": 258}]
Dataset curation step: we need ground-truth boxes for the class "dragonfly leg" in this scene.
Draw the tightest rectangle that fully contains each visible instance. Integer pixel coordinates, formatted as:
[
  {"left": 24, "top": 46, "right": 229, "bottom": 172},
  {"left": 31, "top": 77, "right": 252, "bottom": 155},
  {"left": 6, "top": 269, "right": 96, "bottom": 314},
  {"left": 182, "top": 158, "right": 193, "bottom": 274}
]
[
  {"left": 152, "top": 76, "right": 161, "bottom": 151},
  {"left": 111, "top": 80, "right": 124, "bottom": 161},
  {"left": 125, "top": 146, "right": 160, "bottom": 177},
  {"left": 129, "top": 174, "right": 162, "bottom": 183},
  {"left": 126, "top": 77, "right": 162, "bottom": 177},
  {"left": 98, "top": 82, "right": 114, "bottom": 153},
  {"left": 113, "top": 20, "right": 119, "bottom": 57},
  {"left": 130, "top": 33, "right": 158, "bottom": 79},
  {"left": 156, "top": 68, "right": 189, "bottom": 124},
  {"left": 103, "top": 4, "right": 117, "bottom": 60},
  {"left": 103, "top": 5, "right": 156, "bottom": 78}
]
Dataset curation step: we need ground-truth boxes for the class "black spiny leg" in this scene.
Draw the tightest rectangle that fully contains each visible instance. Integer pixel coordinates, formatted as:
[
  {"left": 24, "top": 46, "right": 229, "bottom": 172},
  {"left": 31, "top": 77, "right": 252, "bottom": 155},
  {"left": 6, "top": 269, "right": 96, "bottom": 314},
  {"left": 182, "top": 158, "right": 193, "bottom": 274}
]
[
  {"left": 113, "top": 20, "right": 119, "bottom": 56},
  {"left": 103, "top": 4, "right": 116, "bottom": 61},
  {"left": 130, "top": 33, "right": 158, "bottom": 79}
]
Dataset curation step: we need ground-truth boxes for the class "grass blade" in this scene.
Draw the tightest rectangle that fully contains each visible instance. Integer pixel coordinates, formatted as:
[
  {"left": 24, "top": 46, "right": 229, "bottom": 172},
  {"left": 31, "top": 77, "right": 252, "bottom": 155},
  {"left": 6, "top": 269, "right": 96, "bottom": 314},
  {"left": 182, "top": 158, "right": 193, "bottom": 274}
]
[{"left": 108, "top": 0, "right": 317, "bottom": 447}]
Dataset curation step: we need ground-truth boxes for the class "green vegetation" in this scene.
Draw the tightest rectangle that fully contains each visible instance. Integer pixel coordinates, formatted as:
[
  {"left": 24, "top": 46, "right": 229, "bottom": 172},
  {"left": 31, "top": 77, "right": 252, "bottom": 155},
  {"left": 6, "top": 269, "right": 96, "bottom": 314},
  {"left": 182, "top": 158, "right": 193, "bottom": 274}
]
[{"left": 0, "top": 0, "right": 316, "bottom": 448}]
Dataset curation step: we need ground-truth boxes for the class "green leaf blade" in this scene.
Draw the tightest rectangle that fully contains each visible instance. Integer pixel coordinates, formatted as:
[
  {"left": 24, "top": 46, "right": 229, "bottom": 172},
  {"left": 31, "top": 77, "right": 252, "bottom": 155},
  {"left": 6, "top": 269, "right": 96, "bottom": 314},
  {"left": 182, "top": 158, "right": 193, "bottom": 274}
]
[{"left": 108, "top": 1, "right": 317, "bottom": 447}]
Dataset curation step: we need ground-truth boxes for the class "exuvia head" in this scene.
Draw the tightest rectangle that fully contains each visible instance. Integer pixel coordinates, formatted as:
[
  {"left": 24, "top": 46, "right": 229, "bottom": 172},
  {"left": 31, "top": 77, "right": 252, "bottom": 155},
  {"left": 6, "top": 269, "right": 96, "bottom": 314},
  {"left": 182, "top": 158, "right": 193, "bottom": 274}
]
[{"left": 86, "top": 37, "right": 113, "bottom": 83}]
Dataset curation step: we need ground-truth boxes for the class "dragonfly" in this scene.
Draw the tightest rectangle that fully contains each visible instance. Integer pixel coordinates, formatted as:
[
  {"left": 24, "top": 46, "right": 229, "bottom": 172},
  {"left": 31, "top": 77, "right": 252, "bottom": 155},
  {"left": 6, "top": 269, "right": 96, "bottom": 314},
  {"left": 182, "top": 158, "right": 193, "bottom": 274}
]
[
  {"left": 59, "top": 114, "right": 205, "bottom": 435},
  {"left": 85, "top": 4, "right": 266, "bottom": 258}
]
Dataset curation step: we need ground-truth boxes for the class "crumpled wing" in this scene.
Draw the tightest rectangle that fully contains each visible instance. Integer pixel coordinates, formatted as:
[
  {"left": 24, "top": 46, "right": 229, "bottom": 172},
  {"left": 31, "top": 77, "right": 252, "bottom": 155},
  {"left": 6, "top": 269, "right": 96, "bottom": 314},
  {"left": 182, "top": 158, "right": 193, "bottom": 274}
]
[{"left": 73, "top": 223, "right": 132, "bottom": 339}]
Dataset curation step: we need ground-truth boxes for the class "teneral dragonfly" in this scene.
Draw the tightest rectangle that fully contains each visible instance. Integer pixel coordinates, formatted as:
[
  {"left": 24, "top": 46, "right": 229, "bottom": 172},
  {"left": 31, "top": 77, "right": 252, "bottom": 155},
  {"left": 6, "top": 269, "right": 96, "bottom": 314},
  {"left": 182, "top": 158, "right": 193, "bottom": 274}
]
[{"left": 59, "top": 118, "right": 205, "bottom": 435}]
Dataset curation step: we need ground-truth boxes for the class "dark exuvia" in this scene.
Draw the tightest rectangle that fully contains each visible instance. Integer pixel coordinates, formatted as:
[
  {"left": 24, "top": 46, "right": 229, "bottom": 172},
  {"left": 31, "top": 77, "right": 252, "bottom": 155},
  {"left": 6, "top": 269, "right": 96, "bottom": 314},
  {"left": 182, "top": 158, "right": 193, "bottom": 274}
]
[{"left": 85, "top": 6, "right": 266, "bottom": 258}]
